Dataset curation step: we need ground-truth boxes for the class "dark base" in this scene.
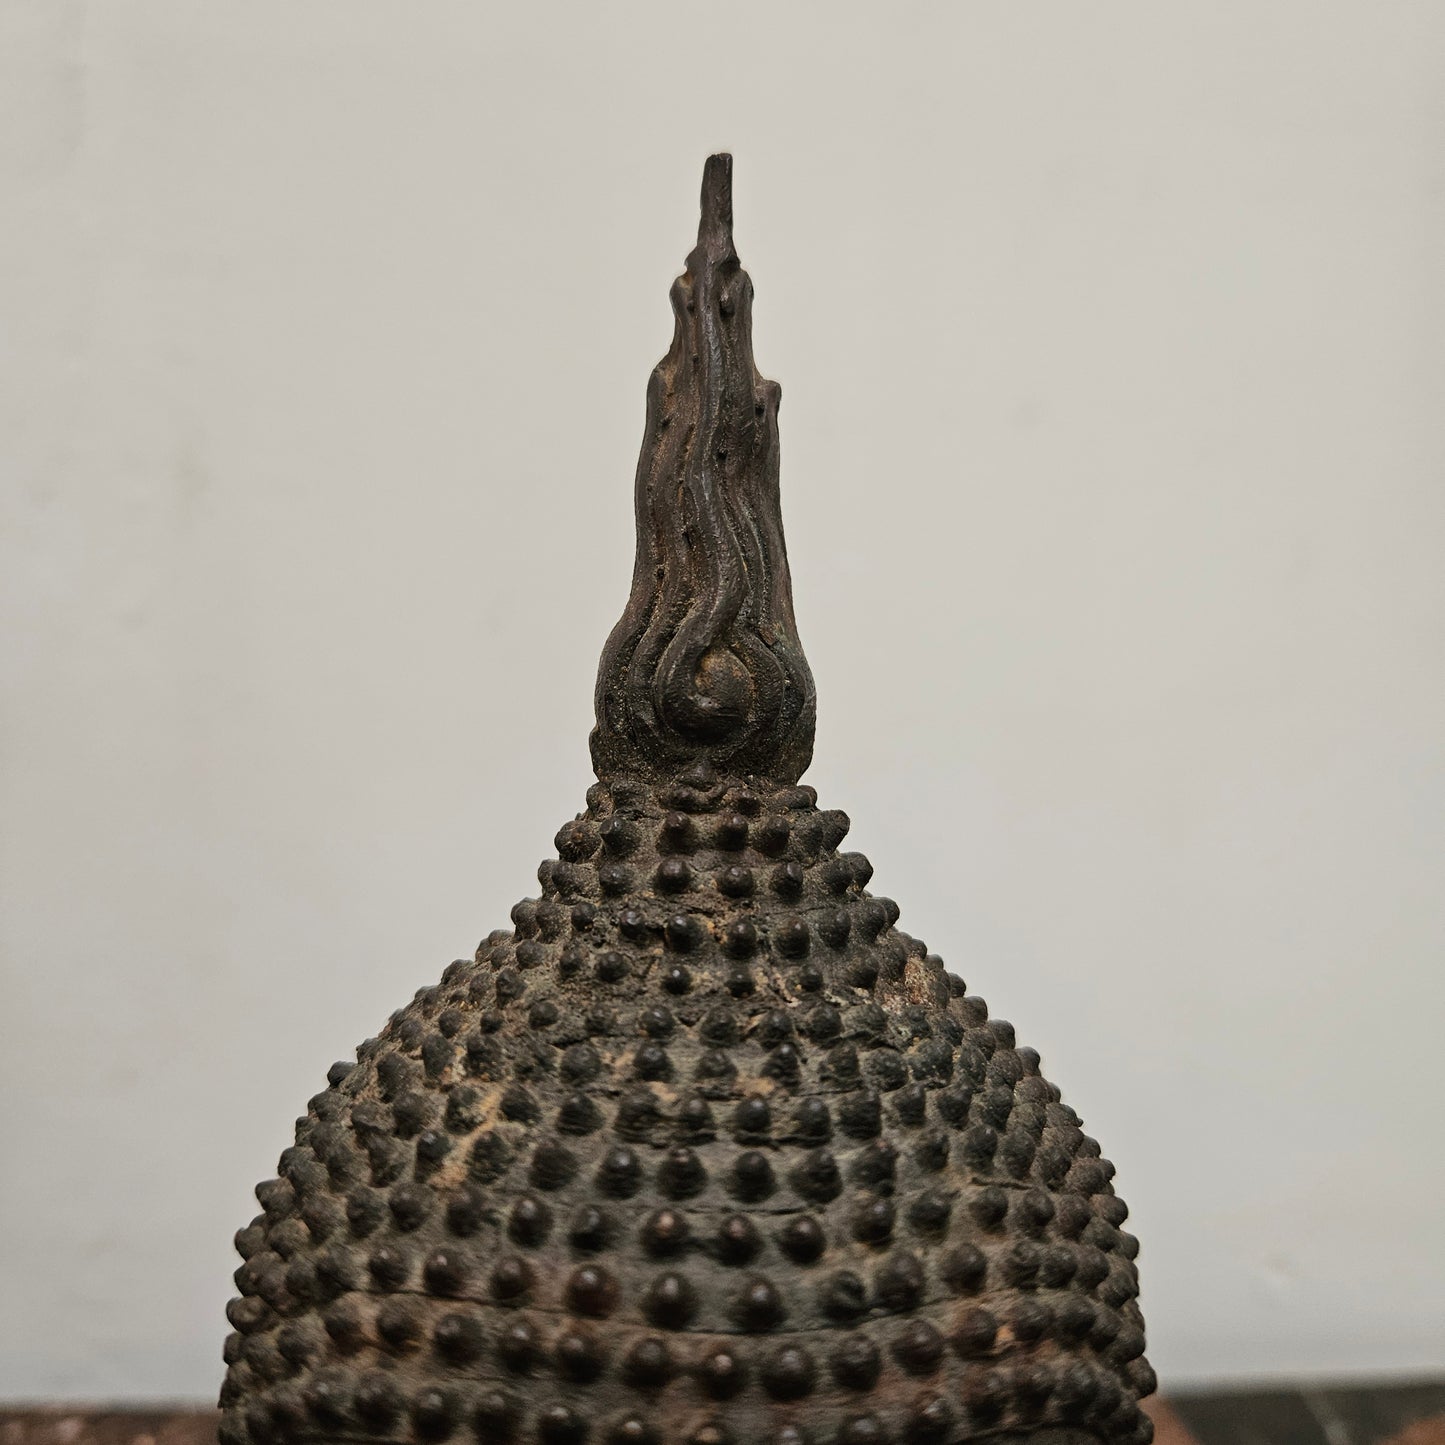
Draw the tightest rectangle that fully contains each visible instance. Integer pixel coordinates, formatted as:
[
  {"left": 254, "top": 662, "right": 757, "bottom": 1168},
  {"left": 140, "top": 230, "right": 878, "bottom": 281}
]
[
  {"left": 0, "top": 1418, "right": 1120, "bottom": 1445},
  {"left": 239, "top": 1432, "right": 1105, "bottom": 1445},
  {"left": 250, "top": 1433, "right": 1111, "bottom": 1445},
  {"left": 980, "top": 1434, "right": 1105, "bottom": 1444}
]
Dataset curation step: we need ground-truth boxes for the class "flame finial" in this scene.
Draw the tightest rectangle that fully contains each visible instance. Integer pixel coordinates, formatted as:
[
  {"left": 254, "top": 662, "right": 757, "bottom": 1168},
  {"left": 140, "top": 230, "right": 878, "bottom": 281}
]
[{"left": 591, "top": 154, "right": 816, "bottom": 784}]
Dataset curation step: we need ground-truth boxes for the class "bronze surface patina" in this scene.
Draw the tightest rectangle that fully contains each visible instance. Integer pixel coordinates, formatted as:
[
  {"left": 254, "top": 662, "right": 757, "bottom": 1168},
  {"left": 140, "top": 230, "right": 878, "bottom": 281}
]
[{"left": 221, "top": 155, "right": 1154, "bottom": 1445}]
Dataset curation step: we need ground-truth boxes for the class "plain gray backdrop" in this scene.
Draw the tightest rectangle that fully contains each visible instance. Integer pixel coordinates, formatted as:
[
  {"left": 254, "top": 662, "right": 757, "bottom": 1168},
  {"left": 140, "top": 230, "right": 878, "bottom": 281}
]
[{"left": 3, "top": 0, "right": 1443, "bottom": 1403}]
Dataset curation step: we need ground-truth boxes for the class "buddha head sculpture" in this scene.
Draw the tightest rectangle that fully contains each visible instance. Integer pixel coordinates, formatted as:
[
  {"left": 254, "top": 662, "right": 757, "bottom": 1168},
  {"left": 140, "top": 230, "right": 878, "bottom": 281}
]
[{"left": 221, "top": 154, "right": 1155, "bottom": 1445}]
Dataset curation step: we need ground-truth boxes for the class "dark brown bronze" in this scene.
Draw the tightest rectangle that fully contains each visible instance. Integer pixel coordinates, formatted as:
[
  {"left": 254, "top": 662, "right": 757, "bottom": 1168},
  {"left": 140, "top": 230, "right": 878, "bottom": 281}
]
[
  {"left": 221, "top": 155, "right": 1154, "bottom": 1445},
  {"left": 592, "top": 155, "right": 813, "bottom": 788}
]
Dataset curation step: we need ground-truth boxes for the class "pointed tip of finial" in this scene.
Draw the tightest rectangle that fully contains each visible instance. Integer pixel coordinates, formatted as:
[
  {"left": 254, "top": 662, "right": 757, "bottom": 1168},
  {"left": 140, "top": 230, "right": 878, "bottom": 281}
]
[
  {"left": 698, "top": 152, "right": 734, "bottom": 253},
  {"left": 592, "top": 153, "right": 815, "bottom": 785}
]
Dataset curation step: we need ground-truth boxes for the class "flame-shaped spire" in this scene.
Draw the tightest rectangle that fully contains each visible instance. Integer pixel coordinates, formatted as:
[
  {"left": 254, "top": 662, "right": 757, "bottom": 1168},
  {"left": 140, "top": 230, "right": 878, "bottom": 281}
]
[{"left": 591, "top": 154, "right": 816, "bottom": 784}]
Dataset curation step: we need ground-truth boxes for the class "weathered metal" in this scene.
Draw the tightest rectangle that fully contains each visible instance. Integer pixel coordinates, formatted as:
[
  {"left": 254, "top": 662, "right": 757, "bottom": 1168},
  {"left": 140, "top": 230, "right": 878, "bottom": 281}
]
[{"left": 221, "top": 154, "right": 1154, "bottom": 1445}]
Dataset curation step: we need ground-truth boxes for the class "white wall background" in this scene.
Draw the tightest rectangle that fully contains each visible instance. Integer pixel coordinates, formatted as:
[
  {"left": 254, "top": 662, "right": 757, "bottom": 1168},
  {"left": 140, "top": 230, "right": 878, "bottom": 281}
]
[{"left": 3, "top": 0, "right": 1443, "bottom": 1405}]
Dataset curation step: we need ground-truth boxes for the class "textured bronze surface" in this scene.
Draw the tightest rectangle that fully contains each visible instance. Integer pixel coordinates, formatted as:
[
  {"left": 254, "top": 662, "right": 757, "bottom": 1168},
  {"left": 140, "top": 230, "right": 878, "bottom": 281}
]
[
  {"left": 592, "top": 156, "right": 814, "bottom": 786},
  {"left": 221, "top": 156, "right": 1153, "bottom": 1445},
  {"left": 3, "top": 1405, "right": 1211, "bottom": 1445}
]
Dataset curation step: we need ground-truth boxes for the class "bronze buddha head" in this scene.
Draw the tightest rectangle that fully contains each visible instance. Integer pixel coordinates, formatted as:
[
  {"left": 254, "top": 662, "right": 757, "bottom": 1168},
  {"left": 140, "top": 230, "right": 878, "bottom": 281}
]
[{"left": 220, "top": 154, "right": 1153, "bottom": 1445}]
